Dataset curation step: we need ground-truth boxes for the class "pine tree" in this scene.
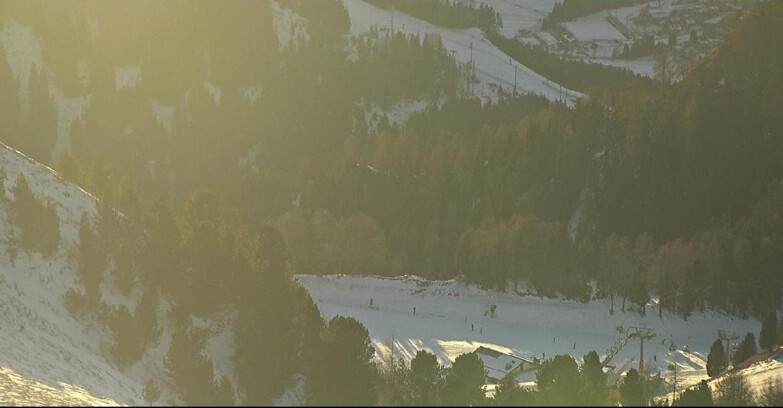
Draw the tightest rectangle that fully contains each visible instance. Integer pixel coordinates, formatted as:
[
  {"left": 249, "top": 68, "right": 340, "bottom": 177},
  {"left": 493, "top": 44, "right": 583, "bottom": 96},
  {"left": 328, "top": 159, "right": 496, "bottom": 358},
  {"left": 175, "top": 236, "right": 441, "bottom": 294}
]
[
  {"left": 116, "top": 173, "right": 141, "bottom": 219},
  {"left": 307, "top": 316, "right": 378, "bottom": 406},
  {"left": 580, "top": 350, "right": 608, "bottom": 406},
  {"left": 758, "top": 377, "right": 783, "bottom": 407},
  {"left": 409, "top": 349, "right": 443, "bottom": 405},
  {"left": 494, "top": 372, "right": 533, "bottom": 406},
  {"left": 0, "top": 42, "right": 19, "bottom": 141},
  {"left": 0, "top": 166, "right": 7, "bottom": 207},
  {"left": 235, "top": 226, "right": 310, "bottom": 405},
  {"left": 165, "top": 328, "right": 234, "bottom": 405},
  {"left": 715, "top": 372, "right": 754, "bottom": 406},
  {"left": 673, "top": 379, "right": 713, "bottom": 406},
  {"left": 442, "top": 352, "right": 487, "bottom": 406},
  {"left": 707, "top": 339, "right": 727, "bottom": 377},
  {"left": 89, "top": 153, "right": 114, "bottom": 202},
  {"left": 536, "top": 354, "right": 581, "bottom": 405},
  {"left": 12, "top": 174, "right": 35, "bottom": 221},
  {"left": 12, "top": 173, "right": 60, "bottom": 256},
  {"left": 143, "top": 378, "right": 160, "bottom": 405},
  {"left": 77, "top": 212, "right": 102, "bottom": 301},
  {"left": 760, "top": 312, "right": 779, "bottom": 350},
  {"left": 620, "top": 368, "right": 645, "bottom": 407},
  {"left": 732, "top": 332, "right": 758, "bottom": 367},
  {"left": 140, "top": 197, "right": 181, "bottom": 293},
  {"left": 58, "top": 150, "right": 83, "bottom": 186}
]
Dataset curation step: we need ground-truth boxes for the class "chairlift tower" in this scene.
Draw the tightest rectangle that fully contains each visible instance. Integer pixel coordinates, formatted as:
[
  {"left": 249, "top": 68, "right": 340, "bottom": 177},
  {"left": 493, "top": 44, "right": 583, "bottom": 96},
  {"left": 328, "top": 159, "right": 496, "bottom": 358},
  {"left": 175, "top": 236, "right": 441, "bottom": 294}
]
[
  {"left": 718, "top": 330, "right": 740, "bottom": 363},
  {"left": 627, "top": 327, "right": 656, "bottom": 373}
]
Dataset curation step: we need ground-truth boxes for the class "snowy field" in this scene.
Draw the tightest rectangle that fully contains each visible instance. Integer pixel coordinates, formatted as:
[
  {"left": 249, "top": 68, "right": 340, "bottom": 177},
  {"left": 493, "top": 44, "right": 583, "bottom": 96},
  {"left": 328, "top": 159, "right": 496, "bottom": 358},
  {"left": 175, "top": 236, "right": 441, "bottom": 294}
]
[
  {"left": 342, "top": 0, "right": 584, "bottom": 106},
  {"left": 297, "top": 274, "right": 761, "bottom": 391}
]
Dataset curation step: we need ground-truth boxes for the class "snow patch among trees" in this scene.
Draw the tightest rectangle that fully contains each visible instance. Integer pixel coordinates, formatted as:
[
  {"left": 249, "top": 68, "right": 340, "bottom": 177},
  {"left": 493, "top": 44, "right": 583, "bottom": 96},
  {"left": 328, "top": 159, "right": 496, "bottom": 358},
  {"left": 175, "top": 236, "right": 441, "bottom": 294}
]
[
  {"left": 238, "top": 84, "right": 263, "bottom": 106},
  {"left": 115, "top": 64, "right": 141, "bottom": 91},
  {"left": 203, "top": 81, "right": 221, "bottom": 106},
  {"left": 150, "top": 99, "right": 175, "bottom": 137},
  {"left": 271, "top": 1, "right": 311, "bottom": 53},
  {"left": 0, "top": 19, "right": 44, "bottom": 115},
  {"left": 51, "top": 90, "right": 91, "bottom": 165}
]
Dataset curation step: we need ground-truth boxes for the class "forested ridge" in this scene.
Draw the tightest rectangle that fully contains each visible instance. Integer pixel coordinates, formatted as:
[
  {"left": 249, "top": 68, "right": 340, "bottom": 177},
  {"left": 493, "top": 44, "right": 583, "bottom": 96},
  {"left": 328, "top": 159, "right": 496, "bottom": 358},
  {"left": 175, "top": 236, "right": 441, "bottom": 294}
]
[
  {"left": 1, "top": 0, "right": 782, "bottom": 318},
  {"left": 1, "top": 0, "right": 783, "bottom": 404}
]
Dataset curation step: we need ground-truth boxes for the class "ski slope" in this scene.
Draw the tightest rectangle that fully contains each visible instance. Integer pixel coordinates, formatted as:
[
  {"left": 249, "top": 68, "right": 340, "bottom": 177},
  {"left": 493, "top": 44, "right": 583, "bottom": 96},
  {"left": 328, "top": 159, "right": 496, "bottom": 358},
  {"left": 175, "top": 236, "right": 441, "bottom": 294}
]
[
  {"left": 297, "top": 273, "right": 760, "bottom": 389},
  {"left": 342, "top": 0, "right": 584, "bottom": 105}
]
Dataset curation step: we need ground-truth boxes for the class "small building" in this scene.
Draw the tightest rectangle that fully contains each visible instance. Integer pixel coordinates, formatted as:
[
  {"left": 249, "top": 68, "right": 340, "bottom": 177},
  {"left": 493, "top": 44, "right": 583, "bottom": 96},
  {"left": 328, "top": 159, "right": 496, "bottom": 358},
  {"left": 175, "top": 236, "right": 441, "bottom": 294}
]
[{"left": 473, "top": 346, "right": 541, "bottom": 383}]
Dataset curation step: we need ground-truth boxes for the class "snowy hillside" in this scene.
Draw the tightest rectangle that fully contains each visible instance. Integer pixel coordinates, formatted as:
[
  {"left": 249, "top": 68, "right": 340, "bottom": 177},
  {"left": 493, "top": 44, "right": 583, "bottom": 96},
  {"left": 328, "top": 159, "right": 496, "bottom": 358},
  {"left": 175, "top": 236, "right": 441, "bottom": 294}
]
[
  {"left": 734, "top": 351, "right": 783, "bottom": 391},
  {"left": 296, "top": 274, "right": 760, "bottom": 392},
  {"left": 343, "top": 0, "right": 585, "bottom": 106},
  {"left": 701, "top": 348, "right": 783, "bottom": 400},
  {"left": 0, "top": 142, "right": 182, "bottom": 405},
  {"left": 0, "top": 142, "right": 131, "bottom": 405}
]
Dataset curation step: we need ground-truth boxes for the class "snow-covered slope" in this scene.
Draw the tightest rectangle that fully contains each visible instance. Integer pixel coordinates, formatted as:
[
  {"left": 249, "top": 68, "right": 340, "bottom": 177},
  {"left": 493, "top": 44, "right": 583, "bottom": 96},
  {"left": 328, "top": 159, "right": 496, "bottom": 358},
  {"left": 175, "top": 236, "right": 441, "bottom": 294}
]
[
  {"left": 296, "top": 274, "right": 759, "bottom": 388},
  {"left": 342, "top": 0, "right": 584, "bottom": 105},
  {"left": 735, "top": 351, "right": 783, "bottom": 391},
  {"left": 0, "top": 141, "right": 242, "bottom": 406},
  {"left": 0, "top": 142, "right": 130, "bottom": 405},
  {"left": 697, "top": 348, "right": 783, "bottom": 401},
  {"left": 0, "top": 142, "right": 176, "bottom": 405}
]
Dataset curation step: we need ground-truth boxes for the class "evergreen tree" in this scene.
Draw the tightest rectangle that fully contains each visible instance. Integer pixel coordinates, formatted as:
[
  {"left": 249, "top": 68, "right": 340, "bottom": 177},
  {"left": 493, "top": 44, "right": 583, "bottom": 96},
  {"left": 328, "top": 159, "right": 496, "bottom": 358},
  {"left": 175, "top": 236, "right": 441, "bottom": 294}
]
[
  {"left": 307, "top": 316, "right": 378, "bottom": 406},
  {"left": 379, "top": 356, "right": 410, "bottom": 406},
  {"left": 442, "top": 352, "right": 487, "bottom": 406},
  {"left": 674, "top": 379, "right": 713, "bottom": 406},
  {"left": 235, "top": 226, "right": 319, "bottom": 405},
  {"left": 58, "top": 150, "right": 83, "bottom": 186},
  {"left": 707, "top": 339, "right": 728, "bottom": 377},
  {"left": 0, "top": 41, "right": 19, "bottom": 141},
  {"left": 12, "top": 173, "right": 35, "bottom": 226},
  {"left": 140, "top": 196, "right": 181, "bottom": 294},
  {"left": 536, "top": 354, "right": 581, "bottom": 405},
  {"left": 580, "top": 350, "right": 608, "bottom": 405},
  {"left": 0, "top": 166, "right": 6, "bottom": 206},
  {"left": 165, "top": 328, "right": 234, "bottom": 405},
  {"left": 732, "top": 332, "right": 758, "bottom": 367},
  {"left": 760, "top": 312, "right": 779, "bottom": 350},
  {"left": 77, "top": 212, "right": 102, "bottom": 300},
  {"left": 116, "top": 173, "right": 141, "bottom": 219},
  {"left": 12, "top": 173, "right": 61, "bottom": 256},
  {"left": 758, "top": 377, "right": 783, "bottom": 407},
  {"left": 178, "top": 191, "right": 233, "bottom": 316},
  {"left": 89, "top": 153, "right": 114, "bottom": 202},
  {"left": 78, "top": 212, "right": 102, "bottom": 300},
  {"left": 143, "top": 377, "right": 160, "bottom": 406},
  {"left": 715, "top": 372, "right": 754, "bottom": 406},
  {"left": 494, "top": 372, "right": 533, "bottom": 406},
  {"left": 620, "top": 368, "right": 645, "bottom": 407},
  {"left": 409, "top": 349, "right": 443, "bottom": 405},
  {"left": 17, "top": 65, "right": 56, "bottom": 164},
  {"left": 109, "top": 305, "right": 145, "bottom": 369}
]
